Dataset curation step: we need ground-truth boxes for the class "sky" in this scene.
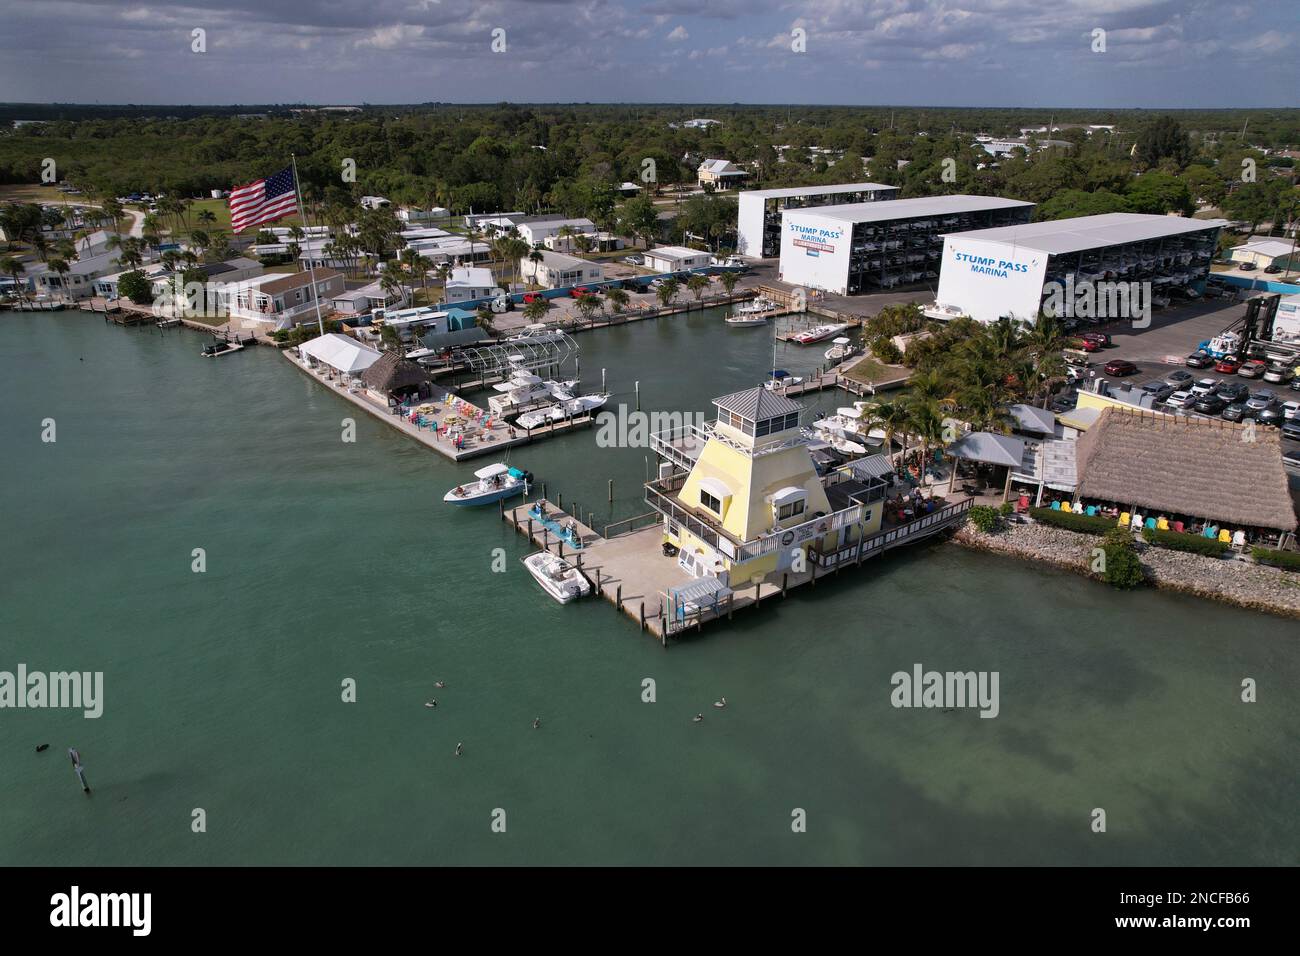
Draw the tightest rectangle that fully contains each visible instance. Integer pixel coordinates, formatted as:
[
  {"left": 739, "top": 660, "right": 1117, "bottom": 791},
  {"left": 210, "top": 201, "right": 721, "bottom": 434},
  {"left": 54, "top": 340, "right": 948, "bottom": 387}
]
[{"left": 0, "top": 0, "right": 1296, "bottom": 108}]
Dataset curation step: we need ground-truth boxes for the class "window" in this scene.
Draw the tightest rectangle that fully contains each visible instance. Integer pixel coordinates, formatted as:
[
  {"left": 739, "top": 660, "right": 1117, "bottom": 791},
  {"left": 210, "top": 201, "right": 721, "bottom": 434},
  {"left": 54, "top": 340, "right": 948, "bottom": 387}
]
[
  {"left": 700, "top": 490, "right": 722, "bottom": 514},
  {"left": 777, "top": 499, "right": 805, "bottom": 521}
]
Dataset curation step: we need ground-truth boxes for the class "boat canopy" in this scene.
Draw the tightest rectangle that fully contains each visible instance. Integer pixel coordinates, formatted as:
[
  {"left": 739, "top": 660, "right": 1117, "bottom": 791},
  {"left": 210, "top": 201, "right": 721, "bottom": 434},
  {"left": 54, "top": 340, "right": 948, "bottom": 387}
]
[
  {"left": 474, "top": 463, "right": 511, "bottom": 479},
  {"left": 830, "top": 336, "right": 851, "bottom": 345}
]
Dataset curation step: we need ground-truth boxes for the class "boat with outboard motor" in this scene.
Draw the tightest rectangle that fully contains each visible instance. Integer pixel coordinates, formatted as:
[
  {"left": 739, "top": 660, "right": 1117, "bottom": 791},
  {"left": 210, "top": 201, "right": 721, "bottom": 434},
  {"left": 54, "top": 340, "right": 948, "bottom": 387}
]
[{"left": 443, "top": 462, "right": 532, "bottom": 506}]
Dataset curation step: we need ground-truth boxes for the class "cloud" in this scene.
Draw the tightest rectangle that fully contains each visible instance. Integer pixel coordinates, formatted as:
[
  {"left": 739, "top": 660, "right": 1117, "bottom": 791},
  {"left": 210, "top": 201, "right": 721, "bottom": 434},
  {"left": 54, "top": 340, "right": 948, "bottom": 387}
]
[{"left": 667, "top": 25, "right": 689, "bottom": 41}]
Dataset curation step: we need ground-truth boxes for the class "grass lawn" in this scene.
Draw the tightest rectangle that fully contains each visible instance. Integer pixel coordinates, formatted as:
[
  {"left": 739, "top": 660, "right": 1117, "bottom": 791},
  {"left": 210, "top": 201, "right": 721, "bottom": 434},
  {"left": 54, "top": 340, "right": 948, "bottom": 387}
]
[
  {"left": 843, "top": 355, "right": 907, "bottom": 385},
  {"left": 147, "top": 197, "right": 304, "bottom": 238},
  {"left": 0, "top": 184, "right": 69, "bottom": 204},
  {"left": 185, "top": 313, "right": 228, "bottom": 327}
]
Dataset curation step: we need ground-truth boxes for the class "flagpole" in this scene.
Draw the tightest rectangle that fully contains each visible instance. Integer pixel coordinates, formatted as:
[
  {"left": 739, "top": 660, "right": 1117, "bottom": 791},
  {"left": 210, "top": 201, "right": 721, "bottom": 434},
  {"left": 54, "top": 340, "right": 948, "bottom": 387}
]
[{"left": 290, "top": 153, "right": 326, "bottom": 337}]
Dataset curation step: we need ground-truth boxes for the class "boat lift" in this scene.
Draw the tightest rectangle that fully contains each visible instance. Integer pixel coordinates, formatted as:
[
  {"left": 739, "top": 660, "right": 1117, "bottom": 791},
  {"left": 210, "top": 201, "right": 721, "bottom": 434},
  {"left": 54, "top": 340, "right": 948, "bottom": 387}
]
[{"left": 448, "top": 334, "right": 583, "bottom": 391}]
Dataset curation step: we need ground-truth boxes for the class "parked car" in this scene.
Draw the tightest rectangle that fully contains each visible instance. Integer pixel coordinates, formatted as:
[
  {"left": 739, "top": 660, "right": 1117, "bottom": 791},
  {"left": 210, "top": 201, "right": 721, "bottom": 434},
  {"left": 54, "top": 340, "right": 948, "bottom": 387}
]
[
  {"left": 1282, "top": 421, "right": 1300, "bottom": 442},
  {"left": 1214, "top": 355, "right": 1242, "bottom": 374},
  {"left": 1263, "top": 364, "right": 1291, "bottom": 384},
  {"left": 1075, "top": 337, "right": 1104, "bottom": 352},
  {"left": 1214, "top": 381, "right": 1248, "bottom": 403},
  {"left": 1103, "top": 359, "right": 1138, "bottom": 376},
  {"left": 568, "top": 286, "right": 596, "bottom": 298},
  {"left": 1237, "top": 358, "right": 1268, "bottom": 379},
  {"left": 1193, "top": 393, "right": 1228, "bottom": 415},
  {"left": 1189, "top": 378, "right": 1218, "bottom": 397},
  {"left": 1163, "top": 369, "right": 1195, "bottom": 389},
  {"left": 1264, "top": 264, "right": 1281, "bottom": 274},
  {"left": 1258, "top": 403, "right": 1286, "bottom": 427},
  {"left": 1238, "top": 261, "right": 1256, "bottom": 271},
  {"left": 1185, "top": 351, "right": 1215, "bottom": 369},
  {"left": 1245, "top": 389, "right": 1278, "bottom": 414},
  {"left": 1221, "top": 401, "right": 1248, "bottom": 422},
  {"left": 1165, "top": 390, "right": 1194, "bottom": 409},
  {"left": 623, "top": 254, "right": 644, "bottom": 265},
  {"left": 1081, "top": 332, "right": 1112, "bottom": 347},
  {"left": 1281, "top": 400, "right": 1300, "bottom": 421},
  {"left": 1141, "top": 381, "right": 1175, "bottom": 402}
]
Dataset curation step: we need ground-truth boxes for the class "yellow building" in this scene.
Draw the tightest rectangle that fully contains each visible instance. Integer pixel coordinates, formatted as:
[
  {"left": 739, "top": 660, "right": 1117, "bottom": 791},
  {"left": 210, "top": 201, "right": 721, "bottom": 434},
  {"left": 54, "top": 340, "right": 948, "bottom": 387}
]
[{"left": 646, "top": 387, "right": 888, "bottom": 588}]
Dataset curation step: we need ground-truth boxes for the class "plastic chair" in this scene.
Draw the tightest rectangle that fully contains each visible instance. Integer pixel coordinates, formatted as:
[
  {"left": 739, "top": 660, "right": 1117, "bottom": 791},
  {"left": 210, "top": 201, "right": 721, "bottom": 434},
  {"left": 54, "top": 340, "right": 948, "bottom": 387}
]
[
  {"left": 1218, "top": 528, "right": 1231, "bottom": 543},
  {"left": 1050, "top": 501, "right": 1061, "bottom": 511},
  {"left": 1061, "top": 502, "right": 1073, "bottom": 513},
  {"left": 1086, "top": 506, "right": 1098, "bottom": 517},
  {"left": 1203, "top": 525, "right": 1217, "bottom": 539},
  {"left": 1119, "top": 512, "right": 1130, "bottom": 527},
  {"left": 1157, "top": 517, "right": 1169, "bottom": 531},
  {"left": 1172, "top": 521, "right": 1184, "bottom": 533},
  {"left": 1145, "top": 517, "right": 1157, "bottom": 530}
]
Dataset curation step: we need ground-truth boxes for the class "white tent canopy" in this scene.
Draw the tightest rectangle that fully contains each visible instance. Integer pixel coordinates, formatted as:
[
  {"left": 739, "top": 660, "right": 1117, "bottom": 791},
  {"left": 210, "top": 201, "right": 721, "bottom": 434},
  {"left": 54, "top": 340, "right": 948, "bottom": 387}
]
[{"left": 298, "top": 333, "right": 381, "bottom": 374}]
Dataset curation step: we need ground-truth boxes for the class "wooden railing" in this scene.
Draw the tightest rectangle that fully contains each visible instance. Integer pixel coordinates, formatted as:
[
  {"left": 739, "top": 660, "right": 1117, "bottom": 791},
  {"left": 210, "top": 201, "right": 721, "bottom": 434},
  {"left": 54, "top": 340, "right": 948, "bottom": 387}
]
[{"left": 809, "top": 498, "right": 973, "bottom": 568}]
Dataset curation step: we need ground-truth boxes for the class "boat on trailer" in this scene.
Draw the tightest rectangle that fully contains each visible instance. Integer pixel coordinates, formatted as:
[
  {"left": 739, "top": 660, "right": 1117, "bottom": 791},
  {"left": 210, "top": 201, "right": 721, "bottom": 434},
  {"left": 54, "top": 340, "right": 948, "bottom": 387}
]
[
  {"left": 443, "top": 463, "right": 532, "bottom": 506},
  {"left": 523, "top": 551, "right": 592, "bottom": 604}
]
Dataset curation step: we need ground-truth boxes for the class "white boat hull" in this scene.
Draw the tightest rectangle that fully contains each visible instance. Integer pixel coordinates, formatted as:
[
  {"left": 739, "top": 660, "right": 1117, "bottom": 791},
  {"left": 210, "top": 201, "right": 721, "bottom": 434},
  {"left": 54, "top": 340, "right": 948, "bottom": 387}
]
[{"left": 523, "top": 552, "right": 591, "bottom": 603}]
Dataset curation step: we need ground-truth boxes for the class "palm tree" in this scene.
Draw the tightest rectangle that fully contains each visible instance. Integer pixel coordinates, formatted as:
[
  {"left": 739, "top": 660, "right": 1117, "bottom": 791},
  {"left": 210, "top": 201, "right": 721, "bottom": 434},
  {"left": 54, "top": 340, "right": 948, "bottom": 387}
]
[
  {"left": 904, "top": 398, "right": 948, "bottom": 494},
  {"left": 101, "top": 198, "right": 123, "bottom": 237},
  {"left": 862, "top": 399, "right": 912, "bottom": 468},
  {"left": 30, "top": 234, "right": 48, "bottom": 262},
  {"left": 197, "top": 209, "right": 217, "bottom": 229},
  {"left": 686, "top": 274, "right": 708, "bottom": 302},
  {"left": 575, "top": 292, "right": 602, "bottom": 325},
  {"left": 380, "top": 269, "right": 407, "bottom": 308},
  {"left": 605, "top": 287, "right": 630, "bottom": 314},
  {"left": 2, "top": 256, "right": 28, "bottom": 301},
  {"left": 47, "top": 258, "right": 71, "bottom": 299},
  {"left": 526, "top": 247, "right": 544, "bottom": 287},
  {"left": 720, "top": 270, "right": 740, "bottom": 296},
  {"left": 465, "top": 224, "right": 483, "bottom": 263},
  {"left": 655, "top": 278, "right": 679, "bottom": 308},
  {"left": 523, "top": 297, "right": 550, "bottom": 323}
]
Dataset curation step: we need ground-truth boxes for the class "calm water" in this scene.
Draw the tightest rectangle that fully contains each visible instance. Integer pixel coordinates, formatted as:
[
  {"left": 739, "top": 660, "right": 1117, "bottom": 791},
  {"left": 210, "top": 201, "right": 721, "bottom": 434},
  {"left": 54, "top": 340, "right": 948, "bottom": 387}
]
[{"left": 1, "top": 312, "right": 1297, "bottom": 866}]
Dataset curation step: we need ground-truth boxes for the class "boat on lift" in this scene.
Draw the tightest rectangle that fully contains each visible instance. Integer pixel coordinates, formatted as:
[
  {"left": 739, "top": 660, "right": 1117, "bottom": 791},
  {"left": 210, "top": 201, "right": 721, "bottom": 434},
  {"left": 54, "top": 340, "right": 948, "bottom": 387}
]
[
  {"left": 200, "top": 340, "right": 244, "bottom": 358},
  {"left": 823, "top": 336, "right": 858, "bottom": 364},
  {"left": 504, "top": 323, "right": 566, "bottom": 344},
  {"left": 523, "top": 551, "right": 592, "bottom": 604},
  {"left": 515, "top": 394, "right": 608, "bottom": 429},
  {"left": 443, "top": 463, "right": 532, "bottom": 506},
  {"left": 792, "top": 322, "right": 850, "bottom": 345},
  {"left": 725, "top": 296, "right": 775, "bottom": 326}
]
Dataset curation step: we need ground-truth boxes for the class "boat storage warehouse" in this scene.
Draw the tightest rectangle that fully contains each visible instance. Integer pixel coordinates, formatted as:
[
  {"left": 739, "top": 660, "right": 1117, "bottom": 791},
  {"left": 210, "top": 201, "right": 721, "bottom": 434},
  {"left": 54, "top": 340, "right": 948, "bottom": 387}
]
[
  {"left": 736, "top": 182, "right": 898, "bottom": 258},
  {"left": 930, "top": 212, "right": 1228, "bottom": 324},
  {"left": 778, "top": 195, "right": 1034, "bottom": 296}
]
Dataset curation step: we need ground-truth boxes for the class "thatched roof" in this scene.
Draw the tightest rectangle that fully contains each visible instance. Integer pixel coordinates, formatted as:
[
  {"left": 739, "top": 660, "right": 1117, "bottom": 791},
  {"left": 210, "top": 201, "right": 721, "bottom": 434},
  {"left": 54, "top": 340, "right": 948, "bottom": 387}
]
[
  {"left": 359, "top": 350, "right": 434, "bottom": 393},
  {"left": 1075, "top": 407, "right": 1296, "bottom": 531}
]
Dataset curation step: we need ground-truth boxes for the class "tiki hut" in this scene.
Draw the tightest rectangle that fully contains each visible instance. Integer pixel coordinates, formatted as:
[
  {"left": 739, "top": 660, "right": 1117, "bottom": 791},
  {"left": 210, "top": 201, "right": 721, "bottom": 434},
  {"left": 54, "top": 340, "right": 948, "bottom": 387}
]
[
  {"left": 359, "top": 351, "right": 440, "bottom": 404},
  {"left": 1075, "top": 407, "right": 1297, "bottom": 536}
]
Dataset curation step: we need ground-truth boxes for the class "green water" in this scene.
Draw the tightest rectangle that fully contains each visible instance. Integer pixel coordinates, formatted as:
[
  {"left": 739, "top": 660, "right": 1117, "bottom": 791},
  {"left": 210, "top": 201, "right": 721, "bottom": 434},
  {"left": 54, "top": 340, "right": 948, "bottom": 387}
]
[{"left": 1, "top": 312, "right": 1296, "bottom": 866}]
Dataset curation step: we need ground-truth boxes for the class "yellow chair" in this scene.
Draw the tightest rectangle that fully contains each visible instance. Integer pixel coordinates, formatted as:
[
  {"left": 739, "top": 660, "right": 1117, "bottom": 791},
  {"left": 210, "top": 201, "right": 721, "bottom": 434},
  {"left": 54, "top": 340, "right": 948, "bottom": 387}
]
[
  {"left": 1218, "top": 528, "right": 1231, "bottom": 543},
  {"left": 1119, "top": 512, "right": 1130, "bottom": 527},
  {"left": 1061, "top": 501, "right": 1073, "bottom": 513},
  {"left": 1157, "top": 517, "right": 1169, "bottom": 531}
]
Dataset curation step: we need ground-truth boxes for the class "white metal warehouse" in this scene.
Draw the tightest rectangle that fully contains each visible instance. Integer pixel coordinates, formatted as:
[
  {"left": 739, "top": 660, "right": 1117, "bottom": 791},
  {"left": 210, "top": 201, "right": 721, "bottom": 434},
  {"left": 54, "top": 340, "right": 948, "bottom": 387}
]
[
  {"left": 736, "top": 182, "right": 898, "bottom": 258},
  {"left": 778, "top": 195, "right": 1034, "bottom": 296},
  {"left": 929, "top": 213, "right": 1229, "bottom": 324}
]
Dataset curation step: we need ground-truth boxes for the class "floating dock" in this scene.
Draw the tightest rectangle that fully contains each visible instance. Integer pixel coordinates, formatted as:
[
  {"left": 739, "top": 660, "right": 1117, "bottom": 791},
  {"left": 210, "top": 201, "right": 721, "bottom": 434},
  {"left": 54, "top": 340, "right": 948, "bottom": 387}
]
[
  {"left": 282, "top": 349, "right": 594, "bottom": 462},
  {"left": 503, "top": 493, "right": 974, "bottom": 642}
]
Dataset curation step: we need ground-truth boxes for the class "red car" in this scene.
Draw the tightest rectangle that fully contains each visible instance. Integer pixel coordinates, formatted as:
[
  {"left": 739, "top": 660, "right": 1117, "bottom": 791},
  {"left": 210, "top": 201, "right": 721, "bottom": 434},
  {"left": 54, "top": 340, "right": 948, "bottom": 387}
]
[
  {"left": 1214, "top": 355, "right": 1241, "bottom": 374},
  {"left": 1081, "top": 332, "right": 1111, "bottom": 347},
  {"left": 569, "top": 286, "right": 596, "bottom": 298},
  {"left": 1103, "top": 359, "right": 1138, "bottom": 376},
  {"left": 522, "top": 292, "right": 544, "bottom": 304},
  {"left": 1075, "top": 337, "right": 1103, "bottom": 352},
  {"left": 1237, "top": 359, "right": 1267, "bottom": 379}
]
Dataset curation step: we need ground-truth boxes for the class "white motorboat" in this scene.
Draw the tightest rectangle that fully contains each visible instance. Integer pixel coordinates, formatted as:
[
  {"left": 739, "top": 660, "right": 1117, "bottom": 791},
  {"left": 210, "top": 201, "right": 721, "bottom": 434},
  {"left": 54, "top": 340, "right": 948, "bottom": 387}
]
[
  {"left": 487, "top": 363, "right": 578, "bottom": 414},
  {"left": 443, "top": 463, "right": 532, "bottom": 506},
  {"left": 734, "top": 296, "right": 775, "bottom": 315},
  {"left": 725, "top": 313, "right": 769, "bottom": 327},
  {"left": 504, "top": 323, "right": 565, "bottom": 344},
  {"left": 515, "top": 394, "right": 607, "bottom": 429},
  {"left": 523, "top": 551, "right": 591, "bottom": 604},
  {"left": 792, "top": 323, "right": 850, "bottom": 345},
  {"left": 824, "top": 336, "right": 858, "bottom": 364},
  {"left": 200, "top": 340, "right": 244, "bottom": 357},
  {"left": 764, "top": 369, "right": 803, "bottom": 391}
]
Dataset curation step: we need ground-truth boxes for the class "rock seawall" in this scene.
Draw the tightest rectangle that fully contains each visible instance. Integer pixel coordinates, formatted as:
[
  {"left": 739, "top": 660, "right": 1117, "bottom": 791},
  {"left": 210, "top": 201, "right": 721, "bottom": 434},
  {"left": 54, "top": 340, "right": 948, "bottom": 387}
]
[{"left": 953, "top": 521, "right": 1300, "bottom": 619}]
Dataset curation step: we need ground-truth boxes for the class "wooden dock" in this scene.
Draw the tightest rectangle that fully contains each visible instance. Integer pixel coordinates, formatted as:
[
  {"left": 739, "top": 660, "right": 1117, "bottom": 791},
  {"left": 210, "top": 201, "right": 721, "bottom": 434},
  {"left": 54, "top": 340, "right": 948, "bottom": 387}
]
[{"left": 502, "top": 490, "right": 975, "bottom": 643}]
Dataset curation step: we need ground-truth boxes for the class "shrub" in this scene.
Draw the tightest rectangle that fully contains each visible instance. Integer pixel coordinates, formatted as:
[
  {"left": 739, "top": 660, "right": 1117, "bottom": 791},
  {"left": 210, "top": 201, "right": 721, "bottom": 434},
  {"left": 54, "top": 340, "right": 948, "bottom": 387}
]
[
  {"left": 998, "top": 502, "right": 1013, "bottom": 516},
  {"left": 1252, "top": 548, "right": 1300, "bottom": 572},
  {"left": 116, "top": 269, "right": 153, "bottom": 305},
  {"left": 1140, "top": 526, "right": 1230, "bottom": 557},
  {"left": 1100, "top": 527, "right": 1145, "bottom": 589},
  {"left": 1029, "top": 507, "right": 1114, "bottom": 535},
  {"left": 871, "top": 337, "right": 902, "bottom": 364},
  {"left": 967, "top": 505, "right": 1000, "bottom": 533}
]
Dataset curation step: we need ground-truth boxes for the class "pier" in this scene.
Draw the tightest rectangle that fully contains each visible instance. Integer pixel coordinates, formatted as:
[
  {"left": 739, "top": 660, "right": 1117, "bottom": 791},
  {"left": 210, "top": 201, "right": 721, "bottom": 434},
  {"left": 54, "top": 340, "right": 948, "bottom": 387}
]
[
  {"left": 282, "top": 349, "right": 594, "bottom": 461},
  {"left": 503, "top": 492, "right": 974, "bottom": 642}
]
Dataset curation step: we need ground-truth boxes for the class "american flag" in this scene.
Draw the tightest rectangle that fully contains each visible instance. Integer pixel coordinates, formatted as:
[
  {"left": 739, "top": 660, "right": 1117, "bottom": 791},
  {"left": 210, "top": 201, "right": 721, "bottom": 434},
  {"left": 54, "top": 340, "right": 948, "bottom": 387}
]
[{"left": 229, "top": 166, "right": 298, "bottom": 233}]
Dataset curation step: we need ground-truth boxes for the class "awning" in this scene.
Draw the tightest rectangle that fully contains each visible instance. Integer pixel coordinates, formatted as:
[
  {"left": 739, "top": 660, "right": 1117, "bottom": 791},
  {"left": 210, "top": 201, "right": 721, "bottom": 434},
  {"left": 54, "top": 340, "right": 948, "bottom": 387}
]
[
  {"left": 474, "top": 463, "right": 510, "bottom": 479},
  {"left": 1007, "top": 403, "right": 1056, "bottom": 435},
  {"left": 1058, "top": 406, "right": 1102, "bottom": 432},
  {"left": 697, "top": 477, "right": 732, "bottom": 501},
  {"left": 771, "top": 486, "right": 806, "bottom": 506},
  {"left": 669, "top": 576, "right": 733, "bottom": 611},
  {"left": 844, "top": 454, "right": 895, "bottom": 481},
  {"left": 947, "top": 432, "right": 1026, "bottom": 469}
]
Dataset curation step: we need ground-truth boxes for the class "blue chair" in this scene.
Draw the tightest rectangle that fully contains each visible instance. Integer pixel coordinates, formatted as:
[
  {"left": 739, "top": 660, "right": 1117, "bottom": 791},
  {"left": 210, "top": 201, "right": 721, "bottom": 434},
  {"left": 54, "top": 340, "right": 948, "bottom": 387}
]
[
  {"left": 1086, "top": 506, "right": 1098, "bottom": 517},
  {"left": 1145, "top": 517, "right": 1157, "bottom": 530},
  {"left": 1050, "top": 501, "right": 1061, "bottom": 510}
]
